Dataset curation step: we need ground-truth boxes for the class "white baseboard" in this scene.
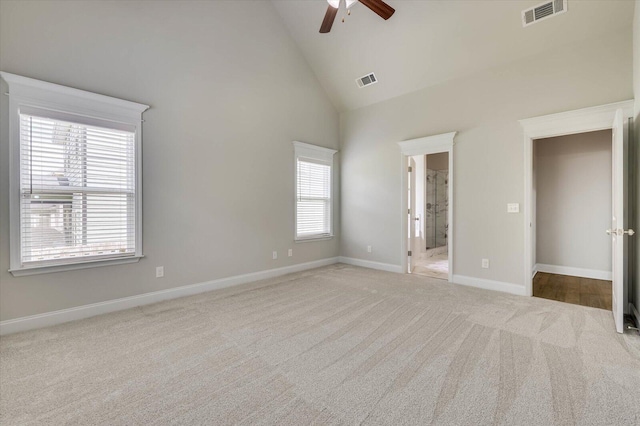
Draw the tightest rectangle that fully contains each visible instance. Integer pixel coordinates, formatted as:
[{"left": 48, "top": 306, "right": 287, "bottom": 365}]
[
  {"left": 453, "top": 275, "right": 526, "bottom": 296},
  {"left": 338, "top": 258, "right": 524, "bottom": 296},
  {"left": 532, "top": 264, "right": 539, "bottom": 279},
  {"left": 338, "top": 256, "right": 404, "bottom": 273},
  {"left": 631, "top": 303, "right": 640, "bottom": 328},
  {"left": 0, "top": 257, "right": 340, "bottom": 336},
  {"left": 535, "top": 263, "right": 612, "bottom": 280}
]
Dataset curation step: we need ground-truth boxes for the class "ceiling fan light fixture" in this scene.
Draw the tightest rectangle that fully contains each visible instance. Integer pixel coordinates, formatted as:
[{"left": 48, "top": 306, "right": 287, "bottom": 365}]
[{"left": 321, "top": 0, "right": 395, "bottom": 33}]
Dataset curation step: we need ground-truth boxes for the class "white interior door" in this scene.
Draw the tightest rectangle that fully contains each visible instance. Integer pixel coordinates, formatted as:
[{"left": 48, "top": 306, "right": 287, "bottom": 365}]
[
  {"left": 610, "top": 108, "right": 626, "bottom": 333},
  {"left": 408, "top": 157, "right": 416, "bottom": 272}
]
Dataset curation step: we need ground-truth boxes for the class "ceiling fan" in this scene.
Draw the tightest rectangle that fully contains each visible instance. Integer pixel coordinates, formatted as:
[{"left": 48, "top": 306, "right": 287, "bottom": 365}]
[{"left": 320, "top": 0, "right": 395, "bottom": 33}]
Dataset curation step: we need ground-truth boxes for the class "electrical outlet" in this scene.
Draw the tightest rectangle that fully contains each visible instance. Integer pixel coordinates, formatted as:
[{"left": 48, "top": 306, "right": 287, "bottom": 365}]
[
  {"left": 481, "top": 259, "right": 489, "bottom": 269},
  {"left": 288, "top": 249, "right": 293, "bottom": 257},
  {"left": 367, "top": 245, "right": 372, "bottom": 253},
  {"left": 272, "top": 251, "right": 278, "bottom": 260},
  {"left": 156, "top": 266, "right": 164, "bottom": 278}
]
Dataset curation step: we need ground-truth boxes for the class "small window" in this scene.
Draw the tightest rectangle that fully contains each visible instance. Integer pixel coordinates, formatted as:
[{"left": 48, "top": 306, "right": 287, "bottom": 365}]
[
  {"left": 293, "top": 141, "right": 337, "bottom": 241},
  {"left": 1, "top": 72, "right": 148, "bottom": 275}
]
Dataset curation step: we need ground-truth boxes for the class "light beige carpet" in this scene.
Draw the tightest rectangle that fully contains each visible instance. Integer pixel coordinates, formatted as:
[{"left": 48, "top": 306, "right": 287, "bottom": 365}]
[{"left": 1, "top": 264, "right": 640, "bottom": 425}]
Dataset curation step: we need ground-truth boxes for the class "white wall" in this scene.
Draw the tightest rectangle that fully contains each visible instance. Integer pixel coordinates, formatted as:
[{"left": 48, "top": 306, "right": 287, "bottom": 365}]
[
  {"left": 535, "top": 131, "right": 612, "bottom": 274},
  {"left": 0, "top": 1, "right": 339, "bottom": 321},
  {"left": 340, "top": 29, "right": 633, "bottom": 288}
]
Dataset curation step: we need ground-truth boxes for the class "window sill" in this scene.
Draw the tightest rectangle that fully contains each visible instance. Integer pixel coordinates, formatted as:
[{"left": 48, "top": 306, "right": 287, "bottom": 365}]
[
  {"left": 9, "top": 255, "right": 143, "bottom": 277},
  {"left": 294, "top": 236, "right": 334, "bottom": 243}
]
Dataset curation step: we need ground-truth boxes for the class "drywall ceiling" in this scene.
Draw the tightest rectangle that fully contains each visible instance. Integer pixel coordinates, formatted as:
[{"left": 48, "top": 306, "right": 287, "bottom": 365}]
[{"left": 272, "top": 0, "right": 634, "bottom": 112}]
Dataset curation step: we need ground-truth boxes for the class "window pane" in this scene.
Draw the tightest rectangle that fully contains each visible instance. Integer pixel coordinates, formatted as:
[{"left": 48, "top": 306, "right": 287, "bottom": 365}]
[
  {"left": 296, "top": 199, "right": 330, "bottom": 236},
  {"left": 296, "top": 158, "right": 331, "bottom": 238},
  {"left": 19, "top": 114, "right": 136, "bottom": 266},
  {"left": 297, "top": 161, "right": 330, "bottom": 199}
]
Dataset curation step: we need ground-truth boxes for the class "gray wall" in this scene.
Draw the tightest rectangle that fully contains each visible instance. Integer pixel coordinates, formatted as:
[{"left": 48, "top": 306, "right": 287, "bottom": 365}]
[
  {"left": 634, "top": 0, "right": 640, "bottom": 312},
  {"left": 535, "top": 131, "right": 612, "bottom": 272},
  {"left": 340, "top": 29, "right": 633, "bottom": 288},
  {"left": 0, "top": 1, "right": 339, "bottom": 321}
]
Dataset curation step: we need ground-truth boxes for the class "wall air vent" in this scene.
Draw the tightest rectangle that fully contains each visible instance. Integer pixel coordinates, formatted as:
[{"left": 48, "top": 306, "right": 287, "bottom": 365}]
[
  {"left": 522, "top": 0, "right": 567, "bottom": 27},
  {"left": 356, "top": 72, "right": 378, "bottom": 88}
]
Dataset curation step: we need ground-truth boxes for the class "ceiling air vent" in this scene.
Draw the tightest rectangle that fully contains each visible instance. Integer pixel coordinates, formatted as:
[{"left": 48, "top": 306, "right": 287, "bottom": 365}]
[
  {"left": 356, "top": 72, "right": 378, "bottom": 89},
  {"left": 522, "top": 0, "right": 567, "bottom": 27}
]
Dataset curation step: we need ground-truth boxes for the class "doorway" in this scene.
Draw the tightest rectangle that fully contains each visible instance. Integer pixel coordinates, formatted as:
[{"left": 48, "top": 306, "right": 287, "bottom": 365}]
[
  {"left": 409, "top": 153, "right": 449, "bottom": 279},
  {"left": 521, "top": 101, "right": 634, "bottom": 333},
  {"left": 532, "top": 130, "right": 613, "bottom": 310},
  {"left": 398, "top": 132, "right": 455, "bottom": 283}
]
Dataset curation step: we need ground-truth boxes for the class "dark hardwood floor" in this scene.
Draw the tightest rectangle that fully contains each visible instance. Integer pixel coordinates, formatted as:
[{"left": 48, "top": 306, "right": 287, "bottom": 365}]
[{"left": 533, "top": 272, "right": 612, "bottom": 310}]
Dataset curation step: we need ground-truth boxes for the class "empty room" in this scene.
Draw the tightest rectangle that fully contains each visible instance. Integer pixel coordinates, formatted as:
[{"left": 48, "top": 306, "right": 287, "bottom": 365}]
[{"left": 1, "top": 0, "right": 640, "bottom": 424}]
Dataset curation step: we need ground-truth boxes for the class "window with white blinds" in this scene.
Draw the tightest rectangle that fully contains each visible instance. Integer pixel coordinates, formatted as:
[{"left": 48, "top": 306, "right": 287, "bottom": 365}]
[
  {"left": 19, "top": 114, "right": 136, "bottom": 267},
  {"left": 293, "top": 142, "right": 337, "bottom": 241},
  {"left": 2, "top": 72, "right": 148, "bottom": 275}
]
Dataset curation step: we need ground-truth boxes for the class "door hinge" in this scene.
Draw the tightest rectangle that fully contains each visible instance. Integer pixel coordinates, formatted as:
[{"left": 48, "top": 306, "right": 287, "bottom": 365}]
[
  {"left": 408, "top": 166, "right": 412, "bottom": 172},
  {"left": 408, "top": 208, "right": 411, "bottom": 215},
  {"left": 408, "top": 250, "right": 412, "bottom": 256}
]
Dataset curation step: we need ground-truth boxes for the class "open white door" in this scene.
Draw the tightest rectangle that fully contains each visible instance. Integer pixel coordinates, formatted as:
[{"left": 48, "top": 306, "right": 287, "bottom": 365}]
[
  {"left": 408, "top": 158, "right": 416, "bottom": 272},
  {"left": 609, "top": 108, "right": 632, "bottom": 333}
]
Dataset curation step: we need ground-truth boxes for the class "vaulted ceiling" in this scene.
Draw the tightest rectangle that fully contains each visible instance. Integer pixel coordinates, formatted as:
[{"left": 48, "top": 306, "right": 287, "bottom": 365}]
[{"left": 272, "top": 0, "right": 634, "bottom": 112}]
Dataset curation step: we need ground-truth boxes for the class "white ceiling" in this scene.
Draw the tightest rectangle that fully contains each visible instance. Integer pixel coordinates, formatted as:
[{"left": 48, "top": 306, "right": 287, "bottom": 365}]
[{"left": 272, "top": 0, "right": 634, "bottom": 112}]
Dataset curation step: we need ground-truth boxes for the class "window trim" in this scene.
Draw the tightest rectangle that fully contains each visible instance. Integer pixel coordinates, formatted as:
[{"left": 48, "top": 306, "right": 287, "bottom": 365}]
[
  {"left": 1, "top": 72, "right": 149, "bottom": 276},
  {"left": 293, "top": 141, "right": 337, "bottom": 242}
]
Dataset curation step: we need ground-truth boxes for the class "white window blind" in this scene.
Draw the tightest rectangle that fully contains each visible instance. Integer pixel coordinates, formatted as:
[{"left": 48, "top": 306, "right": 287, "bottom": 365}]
[
  {"left": 293, "top": 142, "right": 336, "bottom": 241},
  {"left": 297, "top": 159, "right": 331, "bottom": 238},
  {"left": 19, "top": 113, "right": 137, "bottom": 267}
]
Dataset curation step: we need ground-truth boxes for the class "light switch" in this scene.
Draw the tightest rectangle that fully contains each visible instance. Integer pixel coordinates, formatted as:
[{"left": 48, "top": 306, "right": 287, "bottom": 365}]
[{"left": 507, "top": 203, "right": 520, "bottom": 213}]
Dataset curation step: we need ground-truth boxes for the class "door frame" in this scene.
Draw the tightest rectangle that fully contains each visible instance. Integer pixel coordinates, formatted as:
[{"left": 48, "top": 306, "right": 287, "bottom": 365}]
[
  {"left": 519, "top": 100, "right": 634, "bottom": 298},
  {"left": 398, "top": 132, "right": 456, "bottom": 282},
  {"left": 407, "top": 156, "right": 418, "bottom": 273}
]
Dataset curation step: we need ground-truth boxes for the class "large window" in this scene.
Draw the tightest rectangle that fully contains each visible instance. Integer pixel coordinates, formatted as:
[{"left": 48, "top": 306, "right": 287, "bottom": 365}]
[
  {"left": 2, "top": 72, "right": 148, "bottom": 275},
  {"left": 293, "top": 141, "right": 336, "bottom": 241}
]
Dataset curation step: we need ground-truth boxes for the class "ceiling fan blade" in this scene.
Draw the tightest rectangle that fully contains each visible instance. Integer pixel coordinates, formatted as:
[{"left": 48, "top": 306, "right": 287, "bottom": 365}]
[
  {"left": 358, "top": 0, "right": 395, "bottom": 20},
  {"left": 320, "top": 5, "right": 338, "bottom": 33}
]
